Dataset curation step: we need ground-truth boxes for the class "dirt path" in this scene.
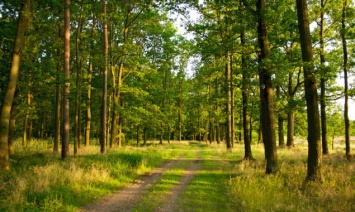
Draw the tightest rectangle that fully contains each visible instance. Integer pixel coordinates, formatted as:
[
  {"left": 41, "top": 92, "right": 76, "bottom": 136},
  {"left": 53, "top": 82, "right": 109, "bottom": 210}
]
[
  {"left": 79, "top": 151, "right": 201, "bottom": 212},
  {"left": 156, "top": 151, "right": 201, "bottom": 212}
]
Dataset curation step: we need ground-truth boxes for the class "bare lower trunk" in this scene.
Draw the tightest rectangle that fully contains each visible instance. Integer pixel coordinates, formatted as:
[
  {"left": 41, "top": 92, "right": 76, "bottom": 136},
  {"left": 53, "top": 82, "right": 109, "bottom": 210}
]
[
  {"left": 257, "top": 0, "right": 278, "bottom": 174},
  {"left": 8, "top": 90, "right": 19, "bottom": 154},
  {"left": 0, "top": 0, "right": 31, "bottom": 170},
  {"left": 296, "top": 0, "right": 322, "bottom": 182},
  {"left": 62, "top": 0, "right": 71, "bottom": 159},
  {"left": 342, "top": 0, "right": 350, "bottom": 159}
]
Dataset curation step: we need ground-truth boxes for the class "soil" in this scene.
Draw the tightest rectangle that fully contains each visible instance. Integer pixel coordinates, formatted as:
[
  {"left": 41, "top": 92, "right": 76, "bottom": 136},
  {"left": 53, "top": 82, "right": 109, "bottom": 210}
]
[{"left": 79, "top": 151, "right": 201, "bottom": 212}]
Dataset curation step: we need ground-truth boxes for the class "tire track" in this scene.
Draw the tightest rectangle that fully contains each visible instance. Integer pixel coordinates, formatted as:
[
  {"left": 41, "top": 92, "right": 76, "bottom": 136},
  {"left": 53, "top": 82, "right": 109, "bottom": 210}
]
[
  {"left": 155, "top": 150, "right": 202, "bottom": 212},
  {"left": 79, "top": 154, "right": 186, "bottom": 212}
]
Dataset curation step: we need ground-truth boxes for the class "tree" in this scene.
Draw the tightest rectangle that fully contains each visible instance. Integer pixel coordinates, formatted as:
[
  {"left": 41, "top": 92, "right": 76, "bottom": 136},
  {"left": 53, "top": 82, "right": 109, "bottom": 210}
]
[
  {"left": 341, "top": 0, "right": 351, "bottom": 159},
  {"left": 0, "top": 0, "right": 31, "bottom": 171},
  {"left": 296, "top": 0, "right": 322, "bottom": 182},
  {"left": 62, "top": 0, "right": 70, "bottom": 159},
  {"left": 257, "top": 0, "right": 278, "bottom": 174},
  {"left": 100, "top": 0, "right": 108, "bottom": 154}
]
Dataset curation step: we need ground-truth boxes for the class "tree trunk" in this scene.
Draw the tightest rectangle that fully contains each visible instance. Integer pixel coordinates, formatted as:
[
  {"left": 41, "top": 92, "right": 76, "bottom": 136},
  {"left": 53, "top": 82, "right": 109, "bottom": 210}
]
[
  {"left": 62, "top": 0, "right": 71, "bottom": 159},
  {"left": 54, "top": 75, "right": 61, "bottom": 153},
  {"left": 320, "top": 0, "right": 329, "bottom": 155},
  {"left": 23, "top": 84, "right": 31, "bottom": 146},
  {"left": 85, "top": 4, "right": 96, "bottom": 147},
  {"left": 143, "top": 126, "right": 147, "bottom": 146},
  {"left": 276, "top": 86, "right": 285, "bottom": 147},
  {"left": 257, "top": 0, "right": 278, "bottom": 174},
  {"left": 241, "top": 30, "right": 253, "bottom": 159},
  {"left": 296, "top": 0, "right": 322, "bottom": 182},
  {"left": 100, "top": 0, "right": 108, "bottom": 154},
  {"left": 230, "top": 55, "right": 235, "bottom": 148},
  {"left": 225, "top": 52, "right": 232, "bottom": 151},
  {"left": 74, "top": 0, "right": 85, "bottom": 155},
  {"left": 137, "top": 125, "right": 140, "bottom": 146},
  {"left": 287, "top": 73, "right": 295, "bottom": 147},
  {"left": 342, "top": 0, "right": 350, "bottom": 159},
  {"left": 8, "top": 89, "right": 19, "bottom": 154},
  {"left": 0, "top": 0, "right": 31, "bottom": 170}
]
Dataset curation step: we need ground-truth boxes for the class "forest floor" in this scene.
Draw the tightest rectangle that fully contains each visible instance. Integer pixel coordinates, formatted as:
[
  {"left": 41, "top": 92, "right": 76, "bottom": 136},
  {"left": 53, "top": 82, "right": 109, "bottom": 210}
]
[{"left": 79, "top": 145, "right": 204, "bottom": 212}]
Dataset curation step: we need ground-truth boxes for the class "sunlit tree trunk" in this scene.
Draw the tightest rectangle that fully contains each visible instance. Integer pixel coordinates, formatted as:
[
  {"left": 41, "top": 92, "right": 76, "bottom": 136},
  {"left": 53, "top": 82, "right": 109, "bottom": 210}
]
[
  {"left": 100, "top": 0, "right": 108, "bottom": 154},
  {"left": 0, "top": 0, "right": 31, "bottom": 170},
  {"left": 62, "top": 0, "right": 71, "bottom": 159},
  {"left": 296, "top": 0, "right": 322, "bottom": 182},
  {"left": 257, "top": 0, "right": 278, "bottom": 174},
  {"left": 8, "top": 89, "right": 19, "bottom": 154}
]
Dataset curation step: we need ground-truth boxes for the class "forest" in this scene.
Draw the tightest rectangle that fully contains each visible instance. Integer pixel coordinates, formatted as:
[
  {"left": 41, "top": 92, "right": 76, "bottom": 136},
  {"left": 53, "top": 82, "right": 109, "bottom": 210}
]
[{"left": 0, "top": 0, "right": 355, "bottom": 211}]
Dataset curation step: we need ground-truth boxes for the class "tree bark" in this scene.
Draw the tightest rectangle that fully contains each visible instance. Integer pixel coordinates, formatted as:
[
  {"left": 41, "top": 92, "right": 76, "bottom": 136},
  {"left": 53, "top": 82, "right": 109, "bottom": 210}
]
[
  {"left": 62, "top": 0, "right": 71, "bottom": 159},
  {"left": 296, "top": 0, "right": 322, "bottom": 182},
  {"left": 74, "top": 0, "right": 85, "bottom": 155},
  {"left": 276, "top": 86, "right": 285, "bottom": 147},
  {"left": 0, "top": 0, "right": 31, "bottom": 170},
  {"left": 8, "top": 89, "right": 19, "bottom": 154},
  {"left": 287, "top": 73, "right": 295, "bottom": 147},
  {"left": 320, "top": 0, "right": 329, "bottom": 155},
  {"left": 225, "top": 52, "right": 232, "bottom": 151},
  {"left": 241, "top": 30, "right": 253, "bottom": 159},
  {"left": 54, "top": 70, "right": 61, "bottom": 153},
  {"left": 100, "top": 0, "right": 108, "bottom": 154},
  {"left": 341, "top": 0, "right": 350, "bottom": 159},
  {"left": 257, "top": 0, "right": 278, "bottom": 174},
  {"left": 23, "top": 82, "right": 31, "bottom": 146},
  {"left": 85, "top": 7, "right": 96, "bottom": 147}
]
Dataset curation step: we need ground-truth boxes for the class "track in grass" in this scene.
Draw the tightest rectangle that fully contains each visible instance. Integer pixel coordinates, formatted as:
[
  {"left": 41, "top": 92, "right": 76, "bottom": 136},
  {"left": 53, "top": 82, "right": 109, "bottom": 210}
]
[
  {"left": 79, "top": 153, "right": 188, "bottom": 212},
  {"left": 79, "top": 142, "right": 233, "bottom": 212}
]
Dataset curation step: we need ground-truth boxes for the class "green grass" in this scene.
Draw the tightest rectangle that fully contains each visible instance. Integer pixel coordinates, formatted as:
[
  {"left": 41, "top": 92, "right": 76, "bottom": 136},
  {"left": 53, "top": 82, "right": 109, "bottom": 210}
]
[
  {"left": 177, "top": 144, "right": 238, "bottom": 211},
  {"left": 0, "top": 139, "right": 175, "bottom": 212},
  {"left": 1, "top": 139, "right": 355, "bottom": 211}
]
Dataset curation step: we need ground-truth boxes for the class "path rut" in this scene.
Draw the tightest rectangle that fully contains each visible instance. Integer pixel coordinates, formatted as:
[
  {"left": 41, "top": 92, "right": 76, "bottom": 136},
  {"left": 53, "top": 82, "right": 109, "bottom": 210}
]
[{"left": 79, "top": 151, "right": 201, "bottom": 212}]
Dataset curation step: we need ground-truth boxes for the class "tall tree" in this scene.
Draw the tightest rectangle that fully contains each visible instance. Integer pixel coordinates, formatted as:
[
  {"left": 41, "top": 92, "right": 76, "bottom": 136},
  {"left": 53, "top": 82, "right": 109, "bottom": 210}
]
[
  {"left": 74, "top": 0, "right": 85, "bottom": 155},
  {"left": 0, "top": 0, "right": 31, "bottom": 171},
  {"left": 100, "top": 0, "right": 108, "bottom": 153},
  {"left": 319, "top": 0, "right": 329, "bottom": 155},
  {"left": 85, "top": 2, "right": 96, "bottom": 147},
  {"left": 341, "top": 0, "right": 350, "bottom": 159},
  {"left": 257, "top": 0, "right": 278, "bottom": 174},
  {"left": 62, "top": 0, "right": 70, "bottom": 159},
  {"left": 296, "top": 0, "right": 322, "bottom": 182}
]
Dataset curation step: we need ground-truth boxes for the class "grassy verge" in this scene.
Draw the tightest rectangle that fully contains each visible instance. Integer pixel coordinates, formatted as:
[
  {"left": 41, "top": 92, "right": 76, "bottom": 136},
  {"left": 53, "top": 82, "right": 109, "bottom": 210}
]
[
  {"left": 228, "top": 143, "right": 355, "bottom": 211},
  {"left": 0, "top": 139, "right": 176, "bottom": 211}
]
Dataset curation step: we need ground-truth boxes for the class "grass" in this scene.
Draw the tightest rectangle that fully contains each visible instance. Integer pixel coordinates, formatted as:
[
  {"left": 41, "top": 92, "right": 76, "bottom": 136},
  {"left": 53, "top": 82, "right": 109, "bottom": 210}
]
[
  {"left": 0, "top": 139, "right": 174, "bottom": 211},
  {"left": 1, "top": 138, "right": 355, "bottom": 211},
  {"left": 228, "top": 142, "right": 355, "bottom": 212}
]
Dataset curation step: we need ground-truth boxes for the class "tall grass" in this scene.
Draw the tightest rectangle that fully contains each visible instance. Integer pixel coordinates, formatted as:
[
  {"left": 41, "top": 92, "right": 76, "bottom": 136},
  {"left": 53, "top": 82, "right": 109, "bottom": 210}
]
[
  {"left": 228, "top": 143, "right": 355, "bottom": 211},
  {"left": 0, "top": 139, "right": 173, "bottom": 211},
  {"left": 1, "top": 139, "right": 354, "bottom": 211}
]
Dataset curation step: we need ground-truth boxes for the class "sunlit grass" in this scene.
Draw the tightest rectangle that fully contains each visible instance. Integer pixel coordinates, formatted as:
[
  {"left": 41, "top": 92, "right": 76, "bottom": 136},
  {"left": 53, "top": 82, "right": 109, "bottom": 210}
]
[
  {"left": 228, "top": 142, "right": 355, "bottom": 212},
  {"left": 0, "top": 139, "right": 176, "bottom": 211},
  {"left": 1, "top": 138, "right": 355, "bottom": 211}
]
